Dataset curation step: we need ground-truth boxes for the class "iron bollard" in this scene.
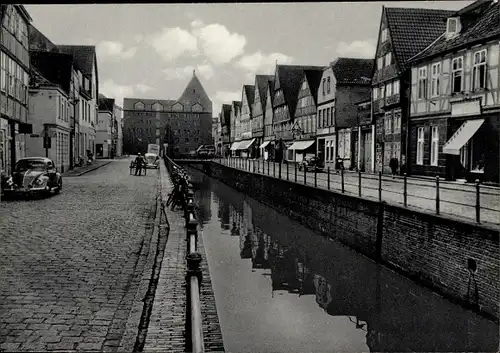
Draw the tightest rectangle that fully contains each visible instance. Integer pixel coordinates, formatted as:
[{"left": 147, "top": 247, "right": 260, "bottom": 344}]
[
  {"left": 378, "top": 171, "right": 382, "bottom": 201},
  {"left": 475, "top": 179, "right": 480, "bottom": 223},
  {"left": 403, "top": 173, "right": 407, "bottom": 207},
  {"left": 279, "top": 162, "right": 282, "bottom": 179},
  {"left": 327, "top": 167, "right": 330, "bottom": 190},
  {"left": 286, "top": 162, "right": 289, "bottom": 181},
  {"left": 358, "top": 170, "right": 362, "bottom": 197},
  {"left": 341, "top": 168, "right": 345, "bottom": 193},
  {"left": 186, "top": 252, "right": 202, "bottom": 283},
  {"left": 185, "top": 198, "right": 195, "bottom": 225},
  {"left": 187, "top": 213, "right": 197, "bottom": 237},
  {"left": 435, "top": 176, "right": 440, "bottom": 215}
]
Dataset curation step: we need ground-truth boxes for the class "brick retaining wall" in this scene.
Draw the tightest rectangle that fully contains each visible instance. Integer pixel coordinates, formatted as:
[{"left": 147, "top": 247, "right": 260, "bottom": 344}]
[{"left": 208, "top": 162, "right": 499, "bottom": 322}]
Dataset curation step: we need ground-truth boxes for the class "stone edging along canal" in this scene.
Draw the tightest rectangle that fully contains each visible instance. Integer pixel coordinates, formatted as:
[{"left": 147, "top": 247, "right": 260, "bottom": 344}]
[{"left": 205, "top": 162, "right": 499, "bottom": 323}]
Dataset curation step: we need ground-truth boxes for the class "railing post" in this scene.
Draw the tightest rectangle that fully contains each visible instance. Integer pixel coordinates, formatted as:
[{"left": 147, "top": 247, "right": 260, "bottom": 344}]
[
  {"left": 253, "top": 160, "right": 255, "bottom": 173},
  {"left": 295, "top": 163, "right": 297, "bottom": 183},
  {"left": 435, "top": 176, "right": 440, "bottom": 215},
  {"left": 279, "top": 162, "right": 282, "bottom": 179},
  {"left": 273, "top": 161, "right": 276, "bottom": 177},
  {"left": 403, "top": 173, "right": 407, "bottom": 207},
  {"left": 475, "top": 179, "right": 480, "bottom": 223},
  {"left": 286, "top": 162, "right": 289, "bottom": 181},
  {"left": 327, "top": 167, "right": 330, "bottom": 190},
  {"left": 303, "top": 166, "right": 306, "bottom": 185},
  {"left": 378, "top": 171, "right": 382, "bottom": 201},
  {"left": 314, "top": 168, "right": 317, "bottom": 188},
  {"left": 267, "top": 159, "right": 270, "bottom": 175},
  {"left": 341, "top": 168, "right": 345, "bottom": 193},
  {"left": 358, "top": 170, "right": 362, "bottom": 197}
]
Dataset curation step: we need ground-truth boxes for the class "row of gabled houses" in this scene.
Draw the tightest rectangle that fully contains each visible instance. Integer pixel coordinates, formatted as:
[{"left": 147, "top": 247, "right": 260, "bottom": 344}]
[
  {"left": 1, "top": 4, "right": 123, "bottom": 178},
  {"left": 214, "top": 0, "right": 499, "bottom": 183}
]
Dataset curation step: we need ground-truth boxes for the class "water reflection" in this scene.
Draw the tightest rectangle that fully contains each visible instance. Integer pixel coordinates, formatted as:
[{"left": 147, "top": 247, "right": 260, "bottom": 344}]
[{"left": 187, "top": 167, "right": 499, "bottom": 353}]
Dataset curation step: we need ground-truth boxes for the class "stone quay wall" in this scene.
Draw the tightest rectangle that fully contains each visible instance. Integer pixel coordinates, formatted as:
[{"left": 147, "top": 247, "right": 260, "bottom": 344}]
[{"left": 207, "top": 162, "right": 499, "bottom": 322}]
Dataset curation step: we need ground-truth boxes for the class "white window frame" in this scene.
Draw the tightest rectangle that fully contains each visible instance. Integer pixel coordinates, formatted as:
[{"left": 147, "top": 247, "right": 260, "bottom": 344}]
[
  {"left": 417, "top": 67, "right": 428, "bottom": 100},
  {"left": 447, "top": 17, "right": 460, "bottom": 36},
  {"left": 377, "top": 57, "right": 383, "bottom": 70},
  {"left": 386, "top": 82, "right": 392, "bottom": 97},
  {"left": 417, "top": 127, "right": 425, "bottom": 165},
  {"left": 393, "top": 80, "right": 400, "bottom": 95},
  {"left": 472, "top": 49, "right": 487, "bottom": 90},
  {"left": 373, "top": 87, "right": 378, "bottom": 100},
  {"left": 381, "top": 28, "right": 388, "bottom": 43},
  {"left": 451, "top": 57, "right": 463, "bottom": 93},
  {"left": 430, "top": 126, "right": 439, "bottom": 166},
  {"left": 384, "top": 113, "right": 392, "bottom": 135},
  {"left": 431, "top": 63, "right": 441, "bottom": 97},
  {"left": 385, "top": 52, "right": 392, "bottom": 67}
]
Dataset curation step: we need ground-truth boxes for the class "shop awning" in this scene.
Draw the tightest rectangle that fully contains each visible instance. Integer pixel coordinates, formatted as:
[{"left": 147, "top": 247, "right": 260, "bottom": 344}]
[
  {"left": 287, "top": 140, "right": 316, "bottom": 150},
  {"left": 443, "top": 119, "right": 484, "bottom": 155},
  {"left": 230, "top": 141, "right": 243, "bottom": 151},
  {"left": 259, "top": 141, "right": 271, "bottom": 149},
  {"left": 18, "top": 122, "right": 33, "bottom": 134},
  {"left": 238, "top": 138, "right": 256, "bottom": 150}
]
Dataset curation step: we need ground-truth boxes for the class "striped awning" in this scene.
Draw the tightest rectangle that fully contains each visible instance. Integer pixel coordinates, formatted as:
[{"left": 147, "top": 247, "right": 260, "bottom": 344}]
[
  {"left": 230, "top": 141, "right": 243, "bottom": 151},
  {"left": 443, "top": 119, "right": 484, "bottom": 155}
]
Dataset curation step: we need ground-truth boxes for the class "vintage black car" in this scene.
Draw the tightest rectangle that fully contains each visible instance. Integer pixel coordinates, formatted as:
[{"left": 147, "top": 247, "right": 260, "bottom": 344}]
[
  {"left": 298, "top": 156, "right": 324, "bottom": 172},
  {"left": 1, "top": 157, "right": 63, "bottom": 197}
]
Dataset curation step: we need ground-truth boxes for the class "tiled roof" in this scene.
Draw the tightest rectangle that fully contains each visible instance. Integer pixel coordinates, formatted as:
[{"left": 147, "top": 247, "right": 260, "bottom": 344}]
[
  {"left": 410, "top": 0, "right": 499, "bottom": 63},
  {"left": 332, "top": 58, "right": 373, "bottom": 85},
  {"left": 177, "top": 71, "right": 212, "bottom": 112},
  {"left": 30, "top": 65, "right": 56, "bottom": 88},
  {"left": 385, "top": 7, "right": 456, "bottom": 70},
  {"left": 303, "top": 69, "right": 324, "bottom": 105},
  {"left": 98, "top": 97, "right": 115, "bottom": 112},
  {"left": 244, "top": 85, "right": 255, "bottom": 107},
  {"left": 267, "top": 78, "right": 275, "bottom": 106},
  {"left": 275, "top": 65, "right": 325, "bottom": 116},
  {"left": 221, "top": 104, "right": 232, "bottom": 126},
  {"left": 57, "top": 45, "right": 96, "bottom": 76},
  {"left": 255, "top": 75, "right": 274, "bottom": 107},
  {"left": 232, "top": 101, "right": 242, "bottom": 109},
  {"left": 29, "top": 24, "right": 60, "bottom": 53},
  {"left": 30, "top": 51, "right": 73, "bottom": 95}
]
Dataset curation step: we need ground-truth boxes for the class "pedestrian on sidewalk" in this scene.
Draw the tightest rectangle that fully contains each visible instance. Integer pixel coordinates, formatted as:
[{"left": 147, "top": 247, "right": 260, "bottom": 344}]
[
  {"left": 134, "top": 153, "right": 144, "bottom": 176},
  {"left": 335, "top": 155, "right": 344, "bottom": 174},
  {"left": 389, "top": 157, "right": 399, "bottom": 179}
]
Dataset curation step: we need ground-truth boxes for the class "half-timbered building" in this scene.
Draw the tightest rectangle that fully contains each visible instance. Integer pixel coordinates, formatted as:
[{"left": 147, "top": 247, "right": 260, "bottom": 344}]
[
  {"left": 252, "top": 75, "right": 274, "bottom": 159},
  {"left": 371, "top": 6, "right": 454, "bottom": 174},
  {"left": 408, "top": 0, "right": 500, "bottom": 183},
  {"left": 237, "top": 84, "right": 256, "bottom": 157},
  {"left": 220, "top": 103, "right": 232, "bottom": 157},
  {"left": 262, "top": 77, "right": 275, "bottom": 160}
]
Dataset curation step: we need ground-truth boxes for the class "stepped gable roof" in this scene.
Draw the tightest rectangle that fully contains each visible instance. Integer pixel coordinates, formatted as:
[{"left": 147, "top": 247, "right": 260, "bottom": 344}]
[
  {"left": 409, "top": 0, "right": 499, "bottom": 63},
  {"left": 222, "top": 104, "right": 232, "bottom": 126},
  {"left": 384, "top": 7, "right": 455, "bottom": 70},
  {"left": 177, "top": 70, "right": 212, "bottom": 112},
  {"left": 30, "top": 51, "right": 73, "bottom": 95},
  {"left": 255, "top": 75, "right": 274, "bottom": 107},
  {"left": 332, "top": 58, "right": 374, "bottom": 85},
  {"left": 57, "top": 45, "right": 96, "bottom": 76},
  {"left": 98, "top": 97, "right": 115, "bottom": 112},
  {"left": 303, "top": 69, "right": 324, "bottom": 105},
  {"left": 275, "top": 65, "right": 325, "bottom": 116},
  {"left": 244, "top": 85, "right": 255, "bottom": 107}
]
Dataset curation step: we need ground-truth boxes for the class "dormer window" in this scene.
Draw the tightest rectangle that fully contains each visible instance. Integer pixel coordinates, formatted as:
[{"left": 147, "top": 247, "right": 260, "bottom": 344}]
[
  {"left": 446, "top": 17, "right": 461, "bottom": 37},
  {"left": 381, "top": 28, "right": 388, "bottom": 43}
]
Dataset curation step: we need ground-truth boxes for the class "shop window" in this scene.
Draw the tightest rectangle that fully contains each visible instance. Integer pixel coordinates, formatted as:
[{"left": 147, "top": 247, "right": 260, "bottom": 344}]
[
  {"left": 430, "top": 126, "right": 439, "bottom": 166},
  {"left": 418, "top": 67, "right": 428, "bottom": 100},
  {"left": 431, "top": 63, "right": 441, "bottom": 97},
  {"left": 417, "top": 127, "right": 424, "bottom": 165},
  {"left": 472, "top": 49, "right": 487, "bottom": 90},
  {"left": 452, "top": 57, "right": 463, "bottom": 93}
]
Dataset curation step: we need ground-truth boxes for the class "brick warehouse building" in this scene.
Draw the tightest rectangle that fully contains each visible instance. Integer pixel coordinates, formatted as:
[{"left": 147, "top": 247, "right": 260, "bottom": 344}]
[{"left": 123, "top": 71, "right": 212, "bottom": 156}]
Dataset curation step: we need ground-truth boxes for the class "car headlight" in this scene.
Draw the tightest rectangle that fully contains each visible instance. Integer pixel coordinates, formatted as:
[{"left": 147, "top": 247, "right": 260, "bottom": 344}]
[
  {"left": 6, "top": 177, "right": 14, "bottom": 186},
  {"left": 34, "top": 177, "right": 48, "bottom": 186}
]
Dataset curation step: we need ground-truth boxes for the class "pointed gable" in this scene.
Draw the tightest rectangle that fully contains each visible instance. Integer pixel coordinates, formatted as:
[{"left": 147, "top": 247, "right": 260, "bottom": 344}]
[
  {"left": 332, "top": 58, "right": 373, "bottom": 85},
  {"left": 244, "top": 85, "right": 255, "bottom": 107},
  {"left": 303, "top": 69, "right": 324, "bottom": 105},
  {"left": 177, "top": 71, "right": 212, "bottom": 113},
  {"left": 409, "top": 0, "right": 499, "bottom": 63},
  {"left": 383, "top": 7, "right": 455, "bottom": 71},
  {"left": 222, "top": 104, "right": 232, "bottom": 126},
  {"left": 255, "top": 75, "right": 274, "bottom": 107}
]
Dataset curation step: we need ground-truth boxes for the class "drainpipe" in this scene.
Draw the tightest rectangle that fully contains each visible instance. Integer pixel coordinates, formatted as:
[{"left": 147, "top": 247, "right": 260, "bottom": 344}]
[
  {"left": 357, "top": 126, "right": 362, "bottom": 170},
  {"left": 371, "top": 124, "right": 376, "bottom": 172}
]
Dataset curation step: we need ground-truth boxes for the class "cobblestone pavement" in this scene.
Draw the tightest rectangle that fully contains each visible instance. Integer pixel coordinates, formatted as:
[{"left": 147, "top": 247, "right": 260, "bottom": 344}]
[
  {"left": 144, "top": 162, "right": 224, "bottom": 353},
  {"left": 0, "top": 158, "right": 159, "bottom": 352},
  {"left": 218, "top": 158, "right": 500, "bottom": 227},
  {"left": 62, "top": 160, "right": 113, "bottom": 177}
]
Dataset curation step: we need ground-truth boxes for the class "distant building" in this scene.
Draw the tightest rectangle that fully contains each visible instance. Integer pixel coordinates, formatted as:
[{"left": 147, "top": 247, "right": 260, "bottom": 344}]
[
  {"left": 0, "top": 5, "right": 32, "bottom": 176},
  {"left": 220, "top": 104, "right": 232, "bottom": 156},
  {"left": 238, "top": 84, "right": 256, "bottom": 158},
  {"left": 114, "top": 104, "right": 123, "bottom": 157},
  {"left": 123, "top": 71, "right": 212, "bottom": 156},
  {"left": 252, "top": 75, "right": 274, "bottom": 159},
  {"left": 262, "top": 77, "right": 276, "bottom": 160},
  {"left": 96, "top": 95, "right": 114, "bottom": 158}
]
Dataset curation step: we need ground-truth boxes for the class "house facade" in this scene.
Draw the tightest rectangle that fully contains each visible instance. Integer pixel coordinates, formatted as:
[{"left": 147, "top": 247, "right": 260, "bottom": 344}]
[
  {"left": 252, "top": 75, "right": 273, "bottom": 159},
  {"left": 221, "top": 104, "right": 231, "bottom": 156},
  {"left": 316, "top": 66, "right": 337, "bottom": 169},
  {"left": 114, "top": 103, "right": 123, "bottom": 157},
  {"left": 96, "top": 96, "right": 114, "bottom": 158},
  {"left": 262, "top": 78, "right": 275, "bottom": 160},
  {"left": 0, "top": 5, "right": 32, "bottom": 176},
  {"left": 229, "top": 101, "right": 242, "bottom": 156},
  {"left": 355, "top": 99, "right": 375, "bottom": 172},
  {"left": 289, "top": 69, "right": 323, "bottom": 162},
  {"left": 408, "top": 0, "right": 500, "bottom": 183},
  {"left": 371, "top": 6, "right": 454, "bottom": 174},
  {"left": 238, "top": 85, "right": 256, "bottom": 157}
]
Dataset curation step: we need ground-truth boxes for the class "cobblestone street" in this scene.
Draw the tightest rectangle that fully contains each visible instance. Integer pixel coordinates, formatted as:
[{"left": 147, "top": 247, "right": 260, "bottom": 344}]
[{"left": 0, "top": 158, "right": 159, "bottom": 352}]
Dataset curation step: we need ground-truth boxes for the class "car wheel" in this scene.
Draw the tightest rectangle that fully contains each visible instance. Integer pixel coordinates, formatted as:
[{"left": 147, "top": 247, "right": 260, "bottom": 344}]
[{"left": 55, "top": 180, "right": 62, "bottom": 194}]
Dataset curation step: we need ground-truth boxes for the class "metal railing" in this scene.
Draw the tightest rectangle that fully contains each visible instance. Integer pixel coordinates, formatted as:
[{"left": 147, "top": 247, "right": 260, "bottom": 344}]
[
  {"left": 218, "top": 156, "right": 500, "bottom": 227},
  {"left": 164, "top": 156, "right": 205, "bottom": 353}
]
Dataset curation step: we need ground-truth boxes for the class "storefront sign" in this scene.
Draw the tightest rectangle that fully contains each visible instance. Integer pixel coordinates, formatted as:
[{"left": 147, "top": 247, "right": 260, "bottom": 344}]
[{"left": 451, "top": 99, "right": 481, "bottom": 117}]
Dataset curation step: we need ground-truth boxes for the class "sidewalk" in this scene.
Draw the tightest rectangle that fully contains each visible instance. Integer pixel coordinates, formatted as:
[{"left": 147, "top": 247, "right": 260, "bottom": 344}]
[{"left": 62, "top": 159, "right": 113, "bottom": 177}]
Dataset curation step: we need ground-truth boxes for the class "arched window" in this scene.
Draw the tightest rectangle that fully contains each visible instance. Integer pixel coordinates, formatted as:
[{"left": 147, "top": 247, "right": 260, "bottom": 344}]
[{"left": 327, "top": 77, "right": 331, "bottom": 94}]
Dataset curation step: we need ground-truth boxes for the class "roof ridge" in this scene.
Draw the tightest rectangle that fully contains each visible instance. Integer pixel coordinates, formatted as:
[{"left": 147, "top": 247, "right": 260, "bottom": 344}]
[{"left": 408, "top": 32, "right": 446, "bottom": 63}]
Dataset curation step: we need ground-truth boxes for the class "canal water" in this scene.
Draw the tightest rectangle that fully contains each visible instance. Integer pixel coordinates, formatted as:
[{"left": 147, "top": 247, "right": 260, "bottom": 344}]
[{"left": 186, "top": 166, "right": 499, "bottom": 353}]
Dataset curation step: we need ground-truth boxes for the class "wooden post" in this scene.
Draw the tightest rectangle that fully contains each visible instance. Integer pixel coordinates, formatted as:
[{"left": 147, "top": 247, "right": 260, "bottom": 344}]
[
  {"left": 341, "top": 168, "right": 345, "bottom": 193},
  {"left": 327, "top": 167, "right": 330, "bottom": 190},
  {"left": 286, "top": 162, "right": 289, "bottom": 181},
  {"left": 403, "top": 173, "right": 407, "bottom": 207},
  {"left": 295, "top": 163, "right": 297, "bottom": 183},
  {"left": 475, "top": 179, "right": 480, "bottom": 223},
  {"left": 378, "top": 171, "right": 382, "bottom": 201},
  {"left": 303, "top": 166, "right": 306, "bottom": 185},
  {"left": 267, "top": 159, "right": 270, "bottom": 175},
  {"left": 279, "top": 162, "right": 282, "bottom": 179},
  {"left": 358, "top": 170, "right": 362, "bottom": 197},
  {"left": 314, "top": 168, "right": 317, "bottom": 188},
  {"left": 435, "top": 176, "right": 440, "bottom": 215}
]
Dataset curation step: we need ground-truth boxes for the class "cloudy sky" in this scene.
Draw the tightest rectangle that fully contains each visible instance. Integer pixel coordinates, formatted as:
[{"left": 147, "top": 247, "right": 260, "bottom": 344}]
[{"left": 26, "top": 2, "right": 470, "bottom": 114}]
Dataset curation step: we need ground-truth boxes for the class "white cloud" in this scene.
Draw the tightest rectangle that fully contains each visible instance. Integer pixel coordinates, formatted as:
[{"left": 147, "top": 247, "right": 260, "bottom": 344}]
[
  {"left": 212, "top": 90, "right": 241, "bottom": 115},
  {"left": 235, "top": 51, "right": 294, "bottom": 79},
  {"left": 136, "top": 83, "right": 153, "bottom": 93},
  {"left": 336, "top": 40, "right": 376, "bottom": 59},
  {"left": 163, "top": 63, "right": 214, "bottom": 81},
  {"left": 149, "top": 27, "right": 198, "bottom": 62},
  {"left": 196, "top": 24, "right": 246, "bottom": 65},
  {"left": 134, "top": 34, "right": 144, "bottom": 44},
  {"left": 190, "top": 19, "right": 204, "bottom": 29},
  {"left": 96, "top": 41, "right": 137, "bottom": 60}
]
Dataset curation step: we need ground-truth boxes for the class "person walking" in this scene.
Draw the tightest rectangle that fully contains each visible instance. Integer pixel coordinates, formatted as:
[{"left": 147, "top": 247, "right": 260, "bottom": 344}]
[
  {"left": 134, "top": 153, "right": 144, "bottom": 176},
  {"left": 389, "top": 156, "right": 399, "bottom": 178}
]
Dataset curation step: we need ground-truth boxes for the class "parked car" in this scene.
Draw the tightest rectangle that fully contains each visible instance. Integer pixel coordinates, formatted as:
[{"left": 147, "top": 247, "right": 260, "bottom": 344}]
[
  {"left": 196, "top": 145, "right": 216, "bottom": 158},
  {"left": 298, "top": 156, "right": 324, "bottom": 172},
  {"left": 144, "top": 153, "right": 160, "bottom": 169},
  {"left": 1, "top": 157, "right": 62, "bottom": 197}
]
